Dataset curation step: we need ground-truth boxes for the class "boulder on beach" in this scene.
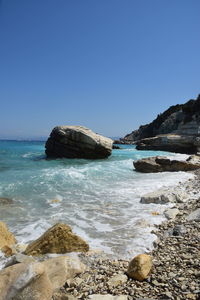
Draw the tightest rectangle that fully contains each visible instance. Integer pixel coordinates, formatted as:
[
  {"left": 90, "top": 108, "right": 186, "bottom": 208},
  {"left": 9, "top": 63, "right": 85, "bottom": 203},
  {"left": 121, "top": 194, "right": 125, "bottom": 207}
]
[
  {"left": 127, "top": 254, "right": 152, "bottom": 281},
  {"left": 0, "top": 221, "right": 16, "bottom": 251},
  {"left": 24, "top": 223, "right": 89, "bottom": 256},
  {"left": 133, "top": 155, "right": 200, "bottom": 173},
  {"left": 43, "top": 256, "right": 85, "bottom": 290},
  {"left": 0, "top": 262, "right": 49, "bottom": 300},
  {"left": 45, "top": 125, "right": 113, "bottom": 159},
  {"left": 0, "top": 256, "right": 85, "bottom": 300}
]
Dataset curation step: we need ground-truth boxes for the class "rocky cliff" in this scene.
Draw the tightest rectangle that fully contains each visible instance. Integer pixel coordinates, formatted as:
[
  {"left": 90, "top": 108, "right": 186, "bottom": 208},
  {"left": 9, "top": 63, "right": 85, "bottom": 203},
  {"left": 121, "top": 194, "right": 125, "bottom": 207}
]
[{"left": 124, "top": 94, "right": 200, "bottom": 142}]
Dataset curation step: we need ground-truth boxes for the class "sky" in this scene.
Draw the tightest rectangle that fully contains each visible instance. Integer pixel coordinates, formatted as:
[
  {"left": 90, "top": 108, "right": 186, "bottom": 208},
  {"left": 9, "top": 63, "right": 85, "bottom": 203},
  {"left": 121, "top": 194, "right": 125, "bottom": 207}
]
[{"left": 0, "top": 0, "right": 200, "bottom": 139}]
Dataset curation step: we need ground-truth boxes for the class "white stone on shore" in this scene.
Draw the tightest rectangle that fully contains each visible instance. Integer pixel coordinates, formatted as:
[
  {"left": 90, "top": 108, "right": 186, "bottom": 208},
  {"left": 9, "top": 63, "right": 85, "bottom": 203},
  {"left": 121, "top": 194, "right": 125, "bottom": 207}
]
[
  {"left": 187, "top": 208, "right": 200, "bottom": 221},
  {"left": 42, "top": 256, "right": 86, "bottom": 290},
  {"left": 164, "top": 208, "right": 180, "bottom": 220},
  {"left": 140, "top": 188, "right": 189, "bottom": 204},
  {"left": 0, "top": 256, "right": 86, "bottom": 300}
]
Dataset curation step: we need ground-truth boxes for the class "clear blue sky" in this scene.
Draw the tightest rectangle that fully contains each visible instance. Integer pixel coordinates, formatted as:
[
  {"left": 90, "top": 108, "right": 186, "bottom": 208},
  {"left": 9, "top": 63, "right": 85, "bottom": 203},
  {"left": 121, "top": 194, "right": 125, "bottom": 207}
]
[{"left": 0, "top": 0, "right": 199, "bottom": 139}]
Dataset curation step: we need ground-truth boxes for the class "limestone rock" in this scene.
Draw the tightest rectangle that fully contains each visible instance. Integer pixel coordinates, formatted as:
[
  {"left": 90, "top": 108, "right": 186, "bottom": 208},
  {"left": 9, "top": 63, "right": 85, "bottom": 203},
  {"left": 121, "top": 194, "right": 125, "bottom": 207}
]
[
  {"left": 134, "top": 155, "right": 200, "bottom": 173},
  {"left": 45, "top": 126, "right": 113, "bottom": 159},
  {"left": 24, "top": 223, "right": 89, "bottom": 256},
  {"left": 136, "top": 134, "right": 197, "bottom": 154},
  {"left": 141, "top": 187, "right": 189, "bottom": 205},
  {"left": 5, "top": 253, "right": 36, "bottom": 268},
  {"left": 140, "top": 189, "right": 176, "bottom": 204},
  {"left": 15, "top": 243, "right": 28, "bottom": 253},
  {"left": 0, "top": 221, "right": 16, "bottom": 250},
  {"left": 42, "top": 256, "right": 85, "bottom": 290},
  {"left": 1, "top": 245, "right": 16, "bottom": 257},
  {"left": 14, "top": 271, "right": 53, "bottom": 300},
  {"left": 123, "top": 94, "right": 200, "bottom": 151},
  {"left": 186, "top": 154, "right": 200, "bottom": 165},
  {"left": 127, "top": 254, "right": 152, "bottom": 281},
  {"left": 164, "top": 208, "right": 180, "bottom": 220},
  {"left": 187, "top": 208, "right": 200, "bottom": 221},
  {"left": 0, "top": 262, "right": 46, "bottom": 300},
  {"left": 107, "top": 274, "right": 128, "bottom": 288}
]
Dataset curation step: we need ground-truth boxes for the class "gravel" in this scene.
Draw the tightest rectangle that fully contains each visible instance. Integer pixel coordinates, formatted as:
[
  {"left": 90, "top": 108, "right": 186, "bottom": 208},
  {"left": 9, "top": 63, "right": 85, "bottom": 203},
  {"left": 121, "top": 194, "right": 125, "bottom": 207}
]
[{"left": 54, "top": 170, "right": 200, "bottom": 300}]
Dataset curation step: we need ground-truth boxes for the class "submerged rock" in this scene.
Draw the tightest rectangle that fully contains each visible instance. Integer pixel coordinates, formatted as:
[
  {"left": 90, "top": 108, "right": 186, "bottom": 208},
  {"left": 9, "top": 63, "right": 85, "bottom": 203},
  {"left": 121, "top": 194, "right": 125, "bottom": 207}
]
[
  {"left": 0, "top": 197, "right": 13, "bottom": 205},
  {"left": 45, "top": 126, "right": 113, "bottom": 159},
  {"left": 112, "top": 145, "right": 122, "bottom": 149},
  {"left": 134, "top": 155, "right": 200, "bottom": 173},
  {"left": 0, "top": 221, "right": 16, "bottom": 250},
  {"left": 127, "top": 254, "right": 152, "bottom": 281},
  {"left": 24, "top": 223, "right": 89, "bottom": 256}
]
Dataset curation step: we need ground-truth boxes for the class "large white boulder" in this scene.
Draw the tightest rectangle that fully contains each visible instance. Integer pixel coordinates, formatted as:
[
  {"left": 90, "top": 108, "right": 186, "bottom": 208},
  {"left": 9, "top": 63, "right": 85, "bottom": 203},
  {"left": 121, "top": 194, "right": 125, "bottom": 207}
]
[{"left": 45, "top": 126, "right": 113, "bottom": 159}]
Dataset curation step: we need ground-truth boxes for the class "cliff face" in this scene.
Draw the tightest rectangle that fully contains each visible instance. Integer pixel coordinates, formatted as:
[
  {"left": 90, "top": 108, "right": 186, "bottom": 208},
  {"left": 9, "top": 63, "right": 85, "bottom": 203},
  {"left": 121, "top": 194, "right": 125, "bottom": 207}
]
[{"left": 124, "top": 95, "right": 200, "bottom": 142}]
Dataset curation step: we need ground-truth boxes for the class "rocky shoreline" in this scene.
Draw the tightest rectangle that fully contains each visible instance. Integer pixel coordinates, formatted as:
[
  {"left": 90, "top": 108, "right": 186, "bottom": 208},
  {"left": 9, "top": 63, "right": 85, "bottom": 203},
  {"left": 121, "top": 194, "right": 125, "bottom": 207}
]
[
  {"left": 0, "top": 167, "right": 199, "bottom": 299},
  {"left": 55, "top": 170, "right": 200, "bottom": 300}
]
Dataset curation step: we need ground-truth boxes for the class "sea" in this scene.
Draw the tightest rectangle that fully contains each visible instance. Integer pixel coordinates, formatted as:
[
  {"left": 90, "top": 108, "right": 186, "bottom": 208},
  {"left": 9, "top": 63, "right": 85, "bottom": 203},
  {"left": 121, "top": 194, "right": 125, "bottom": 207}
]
[{"left": 0, "top": 140, "right": 193, "bottom": 266}]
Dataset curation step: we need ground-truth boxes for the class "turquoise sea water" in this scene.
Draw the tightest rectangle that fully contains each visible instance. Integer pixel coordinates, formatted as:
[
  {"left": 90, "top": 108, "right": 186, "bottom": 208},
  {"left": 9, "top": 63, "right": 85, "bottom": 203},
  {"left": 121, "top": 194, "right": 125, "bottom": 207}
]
[{"left": 0, "top": 140, "right": 192, "bottom": 260}]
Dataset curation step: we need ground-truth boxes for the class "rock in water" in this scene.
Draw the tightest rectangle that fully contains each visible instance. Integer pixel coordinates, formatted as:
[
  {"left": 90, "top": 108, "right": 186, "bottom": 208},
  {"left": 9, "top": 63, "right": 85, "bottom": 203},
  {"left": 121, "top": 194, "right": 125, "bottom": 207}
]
[
  {"left": 24, "top": 223, "right": 89, "bottom": 256},
  {"left": 0, "top": 221, "right": 16, "bottom": 250},
  {"left": 45, "top": 126, "right": 113, "bottom": 159},
  {"left": 127, "top": 254, "right": 152, "bottom": 281},
  {"left": 0, "top": 197, "right": 13, "bottom": 205},
  {"left": 136, "top": 134, "right": 198, "bottom": 154},
  {"left": 133, "top": 155, "right": 200, "bottom": 173}
]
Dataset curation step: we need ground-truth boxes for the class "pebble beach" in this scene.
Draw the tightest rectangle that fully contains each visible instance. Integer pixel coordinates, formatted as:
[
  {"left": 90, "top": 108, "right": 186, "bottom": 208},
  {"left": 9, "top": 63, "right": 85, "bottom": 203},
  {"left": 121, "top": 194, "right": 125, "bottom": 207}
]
[{"left": 54, "top": 170, "right": 200, "bottom": 300}]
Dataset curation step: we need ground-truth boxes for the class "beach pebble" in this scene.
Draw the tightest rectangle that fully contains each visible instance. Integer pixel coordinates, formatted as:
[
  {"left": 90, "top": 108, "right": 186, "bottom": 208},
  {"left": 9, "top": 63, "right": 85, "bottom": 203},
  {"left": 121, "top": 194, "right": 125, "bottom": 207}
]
[
  {"left": 127, "top": 254, "right": 152, "bottom": 281},
  {"left": 172, "top": 225, "right": 186, "bottom": 236},
  {"left": 108, "top": 274, "right": 128, "bottom": 288}
]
